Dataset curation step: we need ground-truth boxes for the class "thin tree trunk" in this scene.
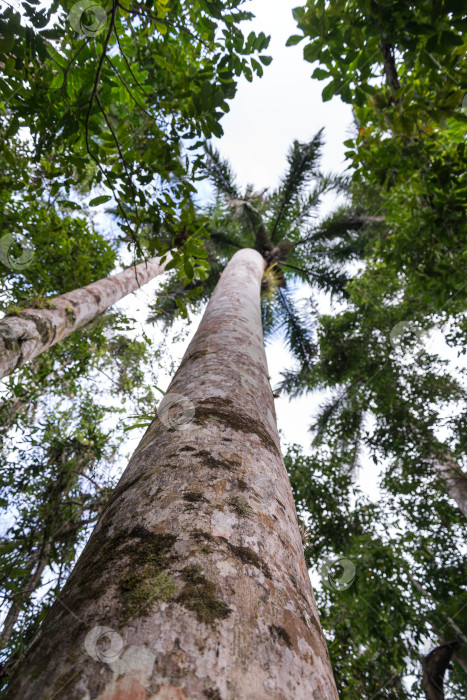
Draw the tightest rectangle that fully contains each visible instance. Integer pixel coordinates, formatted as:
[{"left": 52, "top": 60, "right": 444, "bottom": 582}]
[
  {"left": 0, "top": 543, "right": 51, "bottom": 649},
  {"left": 0, "top": 255, "right": 170, "bottom": 380},
  {"left": 406, "top": 425, "right": 467, "bottom": 519},
  {"left": 4, "top": 249, "right": 338, "bottom": 699},
  {"left": 422, "top": 642, "right": 461, "bottom": 700},
  {"left": 380, "top": 41, "right": 401, "bottom": 91},
  {"left": 429, "top": 451, "right": 467, "bottom": 519}
]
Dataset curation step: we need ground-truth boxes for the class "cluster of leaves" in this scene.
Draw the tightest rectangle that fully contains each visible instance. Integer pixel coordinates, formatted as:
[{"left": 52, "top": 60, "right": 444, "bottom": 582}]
[
  {"left": 1, "top": 0, "right": 271, "bottom": 265},
  {"left": 285, "top": 443, "right": 467, "bottom": 699},
  {"left": 278, "top": 2, "right": 467, "bottom": 696},
  {"left": 290, "top": 0, "right": 466, "bottom": 114},
  {"left": 0, "top": 396, "right": 124, "bottom": 683}
]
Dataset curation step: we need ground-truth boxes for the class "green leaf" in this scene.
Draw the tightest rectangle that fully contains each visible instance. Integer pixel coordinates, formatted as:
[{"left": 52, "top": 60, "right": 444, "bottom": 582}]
[
  {"left": 286, "top": 35, "right": 304, "bottom": 47},
  {"left": 322, "top": 81, "right": 335, "bottom": 102},
  {"left": 89, "top": 195, "right": 112, "bottom": 207},
  {"left": 303, "top": 41, "right": 322, "bottom": 63},
  {"left": 183, "top": 258, "right": 194, "bottom": 279},
  {"left": 50, "top": 72, "right": 64, "bottom": 90},
  {"left": 292, "top": 7, "right": 305, "bottom": 22},
  {"left": 312, "top": 67, "right": 330, "bottom": 80}
]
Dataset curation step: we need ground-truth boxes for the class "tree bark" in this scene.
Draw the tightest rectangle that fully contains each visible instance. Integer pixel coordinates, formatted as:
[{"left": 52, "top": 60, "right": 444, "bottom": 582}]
[
  {"left": 380, "top": 41, "right": 401, "bottom": 92},
  {"left": 0, "top": 256, "right": 170, "bottom": 381},
  {"left": 3, "top": 249, "right": 338, "bottom": 699},
  {"left": 0, "top": 542, "right": 51, "bottom": 649},
  {"left": 422, "top": 641, "right": 461, "bottom": 700},
  {"left": 429, "top": 451, "right": 467, "bottom": 519}
]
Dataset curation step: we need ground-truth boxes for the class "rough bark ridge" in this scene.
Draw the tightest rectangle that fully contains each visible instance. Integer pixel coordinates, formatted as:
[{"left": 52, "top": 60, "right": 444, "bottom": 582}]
[
  {"left": 4, "top": 249, "right": 338, "bottom": 699},
  {"left": 0, "top": 256, "right": 169, "bottom": 380}
]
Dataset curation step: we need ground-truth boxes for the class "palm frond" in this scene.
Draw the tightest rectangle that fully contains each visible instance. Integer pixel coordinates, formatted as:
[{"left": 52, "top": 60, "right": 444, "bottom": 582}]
[
  {"left": 275, "top": 367, "right": 314, "bottom": 398},
  {"left": 273, "top": 289, "right": 317, "bottom": 367},
  {"left": 269, "top": 130, "right": 324, "bottom": 243},
  {"left": 312, "top": 390, "right": 364, "bottom": 455},
  {"left": 203, "top": 143, "right": 240, "bottom": 200}
]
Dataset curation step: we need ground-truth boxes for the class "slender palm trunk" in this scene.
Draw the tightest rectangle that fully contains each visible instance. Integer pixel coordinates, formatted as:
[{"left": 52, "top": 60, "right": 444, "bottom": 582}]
[
  {"left": 4, "top": 249, "right": 338, "bottom": 699},
  {"left": 0, "top": 256, "right": 170, "bottom": 381}
]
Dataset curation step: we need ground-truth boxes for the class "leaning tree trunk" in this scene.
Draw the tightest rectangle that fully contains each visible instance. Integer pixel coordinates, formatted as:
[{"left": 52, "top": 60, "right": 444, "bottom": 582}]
[
  {"left": 4, "top": 249, "right": 338, "bottom": 699},
  {"left": 0, "top": 255, "right": 169, "bottom": 381}
]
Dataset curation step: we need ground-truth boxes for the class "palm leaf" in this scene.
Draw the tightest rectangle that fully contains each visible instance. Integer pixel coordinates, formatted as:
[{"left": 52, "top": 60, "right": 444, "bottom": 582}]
[
  {"left": 203, "top": 143, "right": 240, "bottom": 200},
  {"left": 269, "top": 130, "right": 324, "bottom": 243}
]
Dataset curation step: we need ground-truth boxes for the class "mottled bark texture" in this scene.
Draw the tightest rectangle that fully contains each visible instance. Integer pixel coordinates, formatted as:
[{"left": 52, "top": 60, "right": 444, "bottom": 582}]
[
  {"left": 429, "top": 451, "right": 467, "bottom": 519},
  {"left": 4, "top": 249, "right": 338, "bottom": 699},
  {"left": 0, "top": 256, "right": 169, "bottom": 380}
]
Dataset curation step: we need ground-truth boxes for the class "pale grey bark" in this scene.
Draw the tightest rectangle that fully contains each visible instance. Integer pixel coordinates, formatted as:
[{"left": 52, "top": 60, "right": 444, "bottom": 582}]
[
  {"left": 0, "top": 256, "right": 169, "bottom": 381},
  {"left": 4, "top": 249, "right": 338, "bottom": 699},
  {"left": 429, "top": 451, "right": 467, "bottom": 519}
]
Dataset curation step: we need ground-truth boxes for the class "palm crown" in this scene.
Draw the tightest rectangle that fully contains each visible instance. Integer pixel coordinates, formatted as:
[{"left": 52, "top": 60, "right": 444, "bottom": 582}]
[{"left": 151, "top": 131, "right": 379, "bottom": 371}]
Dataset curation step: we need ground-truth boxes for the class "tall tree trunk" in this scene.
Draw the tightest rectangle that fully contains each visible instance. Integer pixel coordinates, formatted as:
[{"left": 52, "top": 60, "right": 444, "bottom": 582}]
[
  {"left": 4, "top": 249, "right": 338, "bottom": 699},
  {"left": 408, "top": 426, "right": 467, "bottom": 519},
  {"left": 0, "top": 256, "right": 169, "bottom": 380},
  {"left": 429, "top": 451, "right": 467, "bottom": 519}
]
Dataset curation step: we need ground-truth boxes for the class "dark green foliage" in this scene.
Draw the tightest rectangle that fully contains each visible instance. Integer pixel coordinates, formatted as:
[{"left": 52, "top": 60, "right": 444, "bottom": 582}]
[
  {"left": 285, "top": 445, "right": 467, "bottom": 699},
  {"left": 283, "top": 3, "right": 467, "bottom": 696},
  {"left": 0, "top": 399, "right": 116, "bottom": 674},
  {"left": 1, "top": 0, "right": 271, "bottom": 263}
]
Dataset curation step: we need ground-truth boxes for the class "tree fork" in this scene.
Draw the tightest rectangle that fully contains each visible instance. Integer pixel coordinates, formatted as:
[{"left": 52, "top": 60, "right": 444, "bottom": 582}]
[
  {"left": 0, "top": 256, "right": 170, "bottom": 381},
  {"left": 4, "top": 249, "right": 338, "bottom": 699}
]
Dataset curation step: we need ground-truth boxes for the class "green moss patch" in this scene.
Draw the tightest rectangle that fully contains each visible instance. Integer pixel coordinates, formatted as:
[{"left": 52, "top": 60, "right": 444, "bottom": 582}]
[
  {"left": 224, "top": 495, "right": 254, "bottom": 517},
  {"left": 178, "top": 565, "right": 231, "bottom": 624},
  {"left": 120, "top": 571, "right": 176, "bottom": 622},
  {"left": 183, "top": 491, "right": 207, "bottom": 503},
  {"left": 60, "top": 524, "right": 177, "bottom": 623}
]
